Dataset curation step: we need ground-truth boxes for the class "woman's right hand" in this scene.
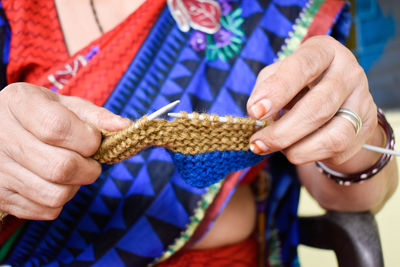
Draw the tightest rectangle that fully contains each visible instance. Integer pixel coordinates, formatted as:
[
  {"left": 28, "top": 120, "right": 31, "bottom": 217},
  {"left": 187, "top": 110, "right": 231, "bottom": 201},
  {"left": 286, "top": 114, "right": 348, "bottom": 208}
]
[{"left": 0, "top": 83, "right": 130, "bottom": 220}]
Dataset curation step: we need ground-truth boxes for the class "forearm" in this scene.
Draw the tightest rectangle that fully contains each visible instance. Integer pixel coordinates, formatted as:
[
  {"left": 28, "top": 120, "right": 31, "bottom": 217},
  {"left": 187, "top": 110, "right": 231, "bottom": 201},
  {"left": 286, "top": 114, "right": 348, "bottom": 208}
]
[{"left": 298, "top": 124, "right": 399, "bottom": 213}]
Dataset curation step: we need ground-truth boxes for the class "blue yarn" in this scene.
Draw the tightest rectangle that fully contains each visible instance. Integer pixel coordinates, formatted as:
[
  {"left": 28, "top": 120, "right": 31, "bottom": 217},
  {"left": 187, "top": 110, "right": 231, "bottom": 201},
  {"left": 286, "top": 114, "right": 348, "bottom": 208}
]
[{"left": 172, "top": 150, "right": 267, "bottom": 188}]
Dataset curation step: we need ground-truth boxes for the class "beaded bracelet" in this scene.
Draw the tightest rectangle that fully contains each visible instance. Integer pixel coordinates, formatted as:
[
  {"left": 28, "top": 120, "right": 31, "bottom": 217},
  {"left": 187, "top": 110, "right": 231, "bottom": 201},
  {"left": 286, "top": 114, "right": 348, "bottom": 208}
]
[{"left": 316, "top": 108, "right": 395, "bottom": 186}]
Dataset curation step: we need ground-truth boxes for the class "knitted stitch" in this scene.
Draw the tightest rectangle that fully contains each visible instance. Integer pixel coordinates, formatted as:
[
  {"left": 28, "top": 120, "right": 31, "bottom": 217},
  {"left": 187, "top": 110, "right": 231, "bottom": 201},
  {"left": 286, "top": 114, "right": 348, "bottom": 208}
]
[
  {"left": 173, "top": 150, "right": 266, "bottom": 188},
  {"left": 93, "top": 112, "right": 271, "bottom": 164},
  {"left": 93, "top": 112, "right": 271, "bottom": 188}
]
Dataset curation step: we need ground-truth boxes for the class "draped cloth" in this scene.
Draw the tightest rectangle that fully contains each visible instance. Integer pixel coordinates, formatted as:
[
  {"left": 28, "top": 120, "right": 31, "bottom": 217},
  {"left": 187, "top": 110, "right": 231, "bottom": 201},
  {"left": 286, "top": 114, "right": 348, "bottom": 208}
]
[{"left": 0, "top": 0, "right": 350, "bottom": 266}]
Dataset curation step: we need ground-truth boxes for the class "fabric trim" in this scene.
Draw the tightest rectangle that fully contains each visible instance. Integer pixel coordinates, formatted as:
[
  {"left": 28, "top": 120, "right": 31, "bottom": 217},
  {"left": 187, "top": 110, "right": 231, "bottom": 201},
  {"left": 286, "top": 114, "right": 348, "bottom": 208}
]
[
  {"left": 276, "top": 0, "right": 325, "bottom": 60},
  {"left": 0, "top": 224, "right": 24, "bottom": 261},
  {"left": 0, "top": 216, "right": 24, "bottom": 246},
  {"left": 303, "top": 0, "right": 346, "bottom": 41},
  {"left": 149, "top": 177, "right": 227, "bottom": 265}
]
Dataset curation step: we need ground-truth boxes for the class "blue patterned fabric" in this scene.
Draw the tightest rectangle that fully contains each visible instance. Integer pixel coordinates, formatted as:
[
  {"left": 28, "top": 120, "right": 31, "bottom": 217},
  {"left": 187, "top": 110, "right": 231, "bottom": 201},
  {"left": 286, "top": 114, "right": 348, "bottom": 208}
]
[{"left": 1, "top": 1, "right": 351, "bottom": 266}]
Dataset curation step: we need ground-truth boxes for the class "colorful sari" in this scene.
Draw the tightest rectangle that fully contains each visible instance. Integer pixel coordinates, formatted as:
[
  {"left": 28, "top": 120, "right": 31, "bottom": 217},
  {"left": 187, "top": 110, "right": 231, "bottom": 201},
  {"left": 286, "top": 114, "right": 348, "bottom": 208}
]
[{"left": 0, "top": 0, "right": 351, "bottom": 266}]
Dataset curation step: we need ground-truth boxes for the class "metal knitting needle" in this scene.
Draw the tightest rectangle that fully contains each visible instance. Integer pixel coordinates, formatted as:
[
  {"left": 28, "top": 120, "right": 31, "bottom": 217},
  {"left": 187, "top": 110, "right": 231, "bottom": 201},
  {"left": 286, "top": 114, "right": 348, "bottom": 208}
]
[
  {"left": 168, "top": 112, "right": 400, "bottom": 157},
  {"left": 362, "top": 144, "right": 400, "bottom": 157},
  {"left": 134, "top": 100, "right": 180, "bottom": 128},
  {"left": 168, "top": 112, "right": 265, "bottom": 126},
  {"left": 148, "top": 100, "right": 180, "bottom": 120}
]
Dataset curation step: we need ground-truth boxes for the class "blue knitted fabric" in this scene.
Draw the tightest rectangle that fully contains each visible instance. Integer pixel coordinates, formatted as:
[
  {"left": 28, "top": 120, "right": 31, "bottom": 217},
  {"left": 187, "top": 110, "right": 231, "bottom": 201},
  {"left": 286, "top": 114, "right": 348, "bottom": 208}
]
[{"left": 172, "top": 150, "right": 267, "bottom": 188}]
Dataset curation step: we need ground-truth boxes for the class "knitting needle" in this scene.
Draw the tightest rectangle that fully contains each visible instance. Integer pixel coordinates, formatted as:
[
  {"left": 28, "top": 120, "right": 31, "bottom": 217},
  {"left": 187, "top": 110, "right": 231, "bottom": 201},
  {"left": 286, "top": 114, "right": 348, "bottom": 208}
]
[
  {"left": 133, "top": 100, "right": 181, "bottom": 129},
  {"left": 168, "top": 112, "right": 400, "bottom": 157},
  {"left": 148, "top": 100, "right": 180, "bottom": 121},
  {"left": 362, "top": 144, "right": 400, "bottom": 157},
  {"left": 168, "top": 112, "right": 265, "bottom": 126}
]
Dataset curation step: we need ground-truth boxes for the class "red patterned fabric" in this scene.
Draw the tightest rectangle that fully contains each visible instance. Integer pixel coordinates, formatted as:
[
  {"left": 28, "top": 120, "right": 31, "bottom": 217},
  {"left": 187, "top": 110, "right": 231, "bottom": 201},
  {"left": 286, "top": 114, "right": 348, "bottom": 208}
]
[
  {"left": 0, "top": 0, "right": 165, "bottom": 246},
  {"left": 3, "top": 0, "right": 68, "bottom": 83},
  {"left": 303, "top": 0, "right": 346, "bottom": 42},
  {"left": 3, "top": 0, "right": 166, "bottom": 106},
  {"left": 158, "top": 236, "right": 257, "bottom": 267}
]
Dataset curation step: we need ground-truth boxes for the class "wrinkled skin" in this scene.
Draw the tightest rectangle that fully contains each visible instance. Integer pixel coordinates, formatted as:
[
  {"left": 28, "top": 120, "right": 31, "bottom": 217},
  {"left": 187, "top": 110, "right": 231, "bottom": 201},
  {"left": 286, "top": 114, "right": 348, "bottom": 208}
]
[{"left": 0, "top": 83, "right": 130, "bottom": 219}]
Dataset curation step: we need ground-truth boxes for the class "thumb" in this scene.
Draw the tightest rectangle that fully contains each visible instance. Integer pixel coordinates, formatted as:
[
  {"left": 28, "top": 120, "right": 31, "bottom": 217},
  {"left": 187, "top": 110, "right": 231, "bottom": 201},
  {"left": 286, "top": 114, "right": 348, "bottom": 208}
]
[{"left": 59, "top": 95, "right": 132, "bottom": 132}]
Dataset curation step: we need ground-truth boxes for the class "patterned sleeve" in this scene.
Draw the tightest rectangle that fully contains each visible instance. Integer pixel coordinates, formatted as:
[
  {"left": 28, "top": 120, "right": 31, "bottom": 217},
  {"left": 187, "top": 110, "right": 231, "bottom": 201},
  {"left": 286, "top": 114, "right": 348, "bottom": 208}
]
[{"left": 0, "top": 0, "right": 10, "bottom": 89}]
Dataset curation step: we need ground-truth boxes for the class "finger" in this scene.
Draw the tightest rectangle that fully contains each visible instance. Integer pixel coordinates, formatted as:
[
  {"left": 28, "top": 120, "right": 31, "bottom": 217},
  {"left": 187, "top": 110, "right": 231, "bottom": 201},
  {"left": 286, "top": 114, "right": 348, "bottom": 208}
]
[
  {"left": 250, "top": 74, "right": 349, "bottom": 154},
  {"left": 60, "top": 96, "right": 131, "bottom": 131},
  {"left": 6, "top": 83, "right": 101, "bottom": 157},
  {"left": 284, "top": 90, "right": 377, "bottom": 166},
  {"left": 247, "top": 36, "right": 335, "bottom": 120},
  {"left": 282, "top": 114, "right": 361, "bottom": 165},
  {"left": 3, "top": 123, "right": 101, "bottom": 185},
  {"left": 0, "top": 188, "right": 63, "bottom": 220},
  {"left": 1, "top": 161, "right": 80, "bottom": 209}
]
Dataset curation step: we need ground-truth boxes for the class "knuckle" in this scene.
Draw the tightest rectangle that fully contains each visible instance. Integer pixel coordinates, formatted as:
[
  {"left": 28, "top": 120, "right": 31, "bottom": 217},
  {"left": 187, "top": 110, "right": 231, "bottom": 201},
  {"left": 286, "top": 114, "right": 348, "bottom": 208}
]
[
  {"left": 41, "top": 208, "right": 62, "bottom": 220},
  {"left": 258, "top": 66, "right": 273, "bottom": 79},
  {"left": 267, "top": 74, "right": 291, "bottom": 95},
  {"left": 45, "top": 187, "right": 70, "bottom": 208},
  {"left": 352, "top": 65, "right": 367, "bottom": 86},
  {"left": 307, "top": 36, "right": 338, "bottom": 52},
  {"left": 39, "top": 113, "right": 71, "bottom": 143},
  {"left": 284, "top": 149, "right": 306, "bottom": 165},
  {"left": 308, "top": 35, "right": 332, "bottom": 43},
  {"left": 366, "top": 108, "right": 378, "bottom": 130},
  {"left": 326, "top": 128, "right": 350, "bottom": 155},
  {"left": 81, "top": 161, "right": 102, "bottom": 185},
  {"left": 92, "top": 108, "right": 107, "bottom": 125},
  {"left": 3, "top": 83, "right": 26, "bottom": 105},
  {"left": 298, "top": 51, "right": 321, "bottom": 79},
  {"left": 91, "top": 163, "right": 102, "bottom": 181},
  {"left": 50, "top": 154, "right": 78, "bottom": 183},
  {"left": 267, "top": 128, "right": 290, "bottom": 150},
  {"left": 304, "top": 91, "right": 336, "bottom": 125},
  {"left": 84, "top": 126, "right": 102, "bottom": 156}
]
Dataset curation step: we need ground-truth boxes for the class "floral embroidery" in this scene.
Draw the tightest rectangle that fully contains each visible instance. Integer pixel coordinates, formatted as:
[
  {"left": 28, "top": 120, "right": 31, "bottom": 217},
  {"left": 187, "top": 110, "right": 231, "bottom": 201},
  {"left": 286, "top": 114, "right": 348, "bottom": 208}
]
[
  {"left": 168, "top": 0, "right": 222, "bottom": 34},
  {"left": 188, "top": 1, "right": 244, "bottom": 61},
  {"left": 49, "top": 45, "right": 100, "bottom": 92}
]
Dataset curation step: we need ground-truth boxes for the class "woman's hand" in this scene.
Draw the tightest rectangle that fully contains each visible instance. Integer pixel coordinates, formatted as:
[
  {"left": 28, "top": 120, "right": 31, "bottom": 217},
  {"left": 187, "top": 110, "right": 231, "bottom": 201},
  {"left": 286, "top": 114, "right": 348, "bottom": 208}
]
[
  {"left": 247, "top": 36, "right": 398, "bottom": 212},
  {"left": 247, "top": 35, "right": 378, "bottom": 168},
  {"left": 0, "top": 83, "right": 130, "bottom": 220}
]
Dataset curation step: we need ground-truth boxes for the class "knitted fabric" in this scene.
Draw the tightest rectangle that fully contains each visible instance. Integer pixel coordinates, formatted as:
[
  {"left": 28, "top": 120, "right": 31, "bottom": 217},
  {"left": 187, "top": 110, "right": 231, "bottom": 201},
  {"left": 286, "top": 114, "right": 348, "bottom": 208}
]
[
  {"left": 93, "top": 112, "right": 271, "bottom": 187},
  {"left": 173, "top": 151, "right": 265, "bottom": 188},
  {"left": 94, "top": 111, "right": 270, "bottom": 162}
]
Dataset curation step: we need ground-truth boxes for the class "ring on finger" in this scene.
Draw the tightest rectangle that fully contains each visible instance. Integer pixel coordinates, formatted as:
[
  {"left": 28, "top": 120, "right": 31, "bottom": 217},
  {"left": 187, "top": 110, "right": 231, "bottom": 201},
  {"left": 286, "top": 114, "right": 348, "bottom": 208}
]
[{"left": 335, "top": 108, "right": 362, "bottom": 136}]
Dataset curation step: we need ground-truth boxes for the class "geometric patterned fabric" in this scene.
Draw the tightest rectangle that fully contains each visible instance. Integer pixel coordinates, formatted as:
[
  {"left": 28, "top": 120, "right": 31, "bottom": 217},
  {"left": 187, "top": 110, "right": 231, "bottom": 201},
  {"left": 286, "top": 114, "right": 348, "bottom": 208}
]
[{"left": 0, "top": 0, "right": 350, "bottom": 266}]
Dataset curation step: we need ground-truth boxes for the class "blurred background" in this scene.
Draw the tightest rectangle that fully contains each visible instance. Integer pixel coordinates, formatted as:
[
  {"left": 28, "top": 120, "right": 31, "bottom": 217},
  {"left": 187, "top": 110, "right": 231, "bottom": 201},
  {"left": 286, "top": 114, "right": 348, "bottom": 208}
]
[{"left": 298, "top": 0, "right": 400, "bottom": 266}]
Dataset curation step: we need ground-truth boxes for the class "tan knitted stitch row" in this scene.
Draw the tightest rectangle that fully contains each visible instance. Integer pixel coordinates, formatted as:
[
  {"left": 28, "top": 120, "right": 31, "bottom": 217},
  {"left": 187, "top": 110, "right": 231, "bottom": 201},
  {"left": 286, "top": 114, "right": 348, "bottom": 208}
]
[{"left": 93, "top": 112, "right": 271, "bottom": 164}]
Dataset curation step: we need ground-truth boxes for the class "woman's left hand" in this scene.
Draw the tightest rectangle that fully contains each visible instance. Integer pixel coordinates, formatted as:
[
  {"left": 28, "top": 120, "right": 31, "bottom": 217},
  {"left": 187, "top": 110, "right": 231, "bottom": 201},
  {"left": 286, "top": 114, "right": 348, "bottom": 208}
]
[{"left": 247, "top": 35, "right": 378, "bottom": 167}]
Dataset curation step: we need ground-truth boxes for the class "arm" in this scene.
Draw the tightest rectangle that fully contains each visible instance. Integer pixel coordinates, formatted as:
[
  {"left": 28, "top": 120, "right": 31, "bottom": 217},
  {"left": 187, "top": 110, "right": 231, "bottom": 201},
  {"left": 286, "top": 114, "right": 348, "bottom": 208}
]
[
  {"left": 298, "top": 129, "right": 398, "bottom": 213},
  {"left": 247, "top": 35, "right": 398, "bottom": 213}
]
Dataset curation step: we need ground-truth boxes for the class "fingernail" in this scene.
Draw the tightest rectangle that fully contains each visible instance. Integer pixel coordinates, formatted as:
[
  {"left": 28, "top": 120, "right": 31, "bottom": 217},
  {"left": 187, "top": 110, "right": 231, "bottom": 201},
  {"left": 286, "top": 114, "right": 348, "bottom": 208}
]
[
  {"left": 250, "top": 99, "right": 271, "bottom": 119},
  {"left": 250, "top": 140, "right": 268, "bottom": 154}
]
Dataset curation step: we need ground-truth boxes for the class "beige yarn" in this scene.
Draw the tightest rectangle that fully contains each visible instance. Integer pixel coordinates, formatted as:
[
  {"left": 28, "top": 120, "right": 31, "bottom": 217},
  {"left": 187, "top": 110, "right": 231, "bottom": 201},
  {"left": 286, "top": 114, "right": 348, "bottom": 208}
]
[{"left": 93, "top": 112, "right": 271, "bottom": 164}]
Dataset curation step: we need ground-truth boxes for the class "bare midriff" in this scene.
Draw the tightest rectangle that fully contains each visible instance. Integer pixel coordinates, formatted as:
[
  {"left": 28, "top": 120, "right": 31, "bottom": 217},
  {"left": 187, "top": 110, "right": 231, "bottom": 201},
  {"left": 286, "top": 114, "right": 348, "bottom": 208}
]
[{"left": 190, "top": 185, "right": 256, "bottom": 250}]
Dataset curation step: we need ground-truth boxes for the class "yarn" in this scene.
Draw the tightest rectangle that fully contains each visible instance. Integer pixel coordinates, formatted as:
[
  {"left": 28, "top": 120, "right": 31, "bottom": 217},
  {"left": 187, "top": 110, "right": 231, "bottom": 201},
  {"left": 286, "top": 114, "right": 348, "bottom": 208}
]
[
  {"left": 93, "top": 112, "right": 271, "bottom": 187},
  {"left": 173, "top": 150, "right": 266, "bottom": 188}
]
